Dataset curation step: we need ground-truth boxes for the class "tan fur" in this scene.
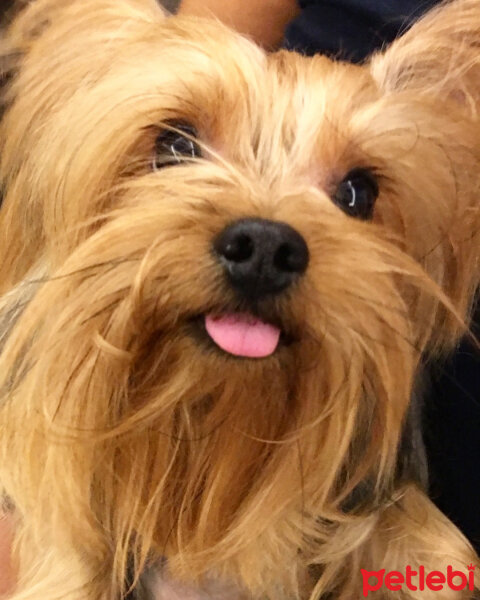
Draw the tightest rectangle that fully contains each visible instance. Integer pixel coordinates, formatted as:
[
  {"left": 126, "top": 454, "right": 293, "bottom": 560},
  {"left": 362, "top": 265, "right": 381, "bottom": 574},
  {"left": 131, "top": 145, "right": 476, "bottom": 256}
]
[{"left": 0, "top": 0, "right": 479, "bottom": 598}]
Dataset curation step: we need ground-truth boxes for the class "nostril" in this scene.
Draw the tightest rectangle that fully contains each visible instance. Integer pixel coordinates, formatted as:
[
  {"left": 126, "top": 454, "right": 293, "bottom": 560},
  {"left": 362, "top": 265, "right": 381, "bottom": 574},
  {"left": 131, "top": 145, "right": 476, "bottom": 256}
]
[
  {"left": 274, "top": 237, "right": 309, "bottom": 275},
  {"left": 222, "top": 233, "right": 254, "bottom": 263},
  {"left": 274, "top": 243, "right": 299, "bottom": 273}
]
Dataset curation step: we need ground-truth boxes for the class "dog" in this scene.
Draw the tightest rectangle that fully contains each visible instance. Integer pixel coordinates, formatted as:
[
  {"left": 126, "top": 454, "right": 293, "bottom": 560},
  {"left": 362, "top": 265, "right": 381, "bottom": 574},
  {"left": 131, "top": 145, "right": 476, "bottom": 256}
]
[{"left": 0, "top": 0, "right": 479, "bottom": 598}]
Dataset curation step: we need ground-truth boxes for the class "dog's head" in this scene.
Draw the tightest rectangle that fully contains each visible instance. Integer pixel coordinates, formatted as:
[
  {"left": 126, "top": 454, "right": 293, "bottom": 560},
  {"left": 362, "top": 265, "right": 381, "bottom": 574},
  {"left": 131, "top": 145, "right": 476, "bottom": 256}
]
[{"left": 0, "top": 0, "right": 479, "bottom": 596}]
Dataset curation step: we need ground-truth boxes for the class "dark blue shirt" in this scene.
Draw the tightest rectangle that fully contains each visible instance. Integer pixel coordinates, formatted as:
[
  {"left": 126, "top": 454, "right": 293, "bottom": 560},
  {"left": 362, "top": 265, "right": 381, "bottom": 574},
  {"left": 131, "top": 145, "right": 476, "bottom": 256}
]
[{"left": 285, "top": 0, "right": 441, "bottom": 61}]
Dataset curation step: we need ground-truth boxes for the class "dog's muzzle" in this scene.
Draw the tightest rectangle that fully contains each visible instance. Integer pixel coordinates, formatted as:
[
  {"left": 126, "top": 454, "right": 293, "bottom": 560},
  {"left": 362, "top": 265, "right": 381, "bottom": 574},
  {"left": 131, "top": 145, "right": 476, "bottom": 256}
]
[{"left": 214, "top": 217, "right": 309, "bottom": 300}]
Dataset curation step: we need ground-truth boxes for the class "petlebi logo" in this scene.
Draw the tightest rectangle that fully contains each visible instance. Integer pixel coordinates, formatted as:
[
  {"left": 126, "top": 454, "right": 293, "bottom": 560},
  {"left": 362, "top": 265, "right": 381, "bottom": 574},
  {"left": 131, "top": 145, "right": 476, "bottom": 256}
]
[{"left": 361, "top": 564, "right": 476, "bottom": 596}]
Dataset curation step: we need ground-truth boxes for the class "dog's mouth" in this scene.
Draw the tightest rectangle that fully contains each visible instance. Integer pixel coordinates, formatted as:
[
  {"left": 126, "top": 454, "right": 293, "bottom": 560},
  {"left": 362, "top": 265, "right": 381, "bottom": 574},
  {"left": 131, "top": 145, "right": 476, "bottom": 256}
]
[
  {"left": 187, "top": 303, "right": 298, "bottom": 359},
  {"left": 204, "top": 312, "right": 281, "bottom": 358}
]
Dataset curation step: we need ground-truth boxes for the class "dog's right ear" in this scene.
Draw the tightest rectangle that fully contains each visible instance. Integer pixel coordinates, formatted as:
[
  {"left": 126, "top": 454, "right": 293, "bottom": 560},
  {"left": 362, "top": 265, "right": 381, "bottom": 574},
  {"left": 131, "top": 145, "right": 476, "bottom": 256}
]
[
  {"left": 0, "top": 0, "right": 54, "bottom": 209},
  {"left": 0, "top": 0, "right": 29, "bottom": 120},
  {"left": 0, "top": 46, "right": 20, "bottom": 97},
  {"left": 370, "top": 0, "right": 480, "bottom": 113},
  {"left": 0, "top": 27, "right": 23, "bottom": 209},
  {"left": 0, "top": 0, "right": 72, "bottom": 92}
]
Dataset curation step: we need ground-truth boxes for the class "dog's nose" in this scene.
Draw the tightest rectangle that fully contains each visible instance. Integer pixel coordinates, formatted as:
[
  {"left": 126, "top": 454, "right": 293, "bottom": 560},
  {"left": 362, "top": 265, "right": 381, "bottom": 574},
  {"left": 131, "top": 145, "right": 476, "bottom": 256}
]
[{"left": 214, "top": 218, "right": 309, "bottom": 298}]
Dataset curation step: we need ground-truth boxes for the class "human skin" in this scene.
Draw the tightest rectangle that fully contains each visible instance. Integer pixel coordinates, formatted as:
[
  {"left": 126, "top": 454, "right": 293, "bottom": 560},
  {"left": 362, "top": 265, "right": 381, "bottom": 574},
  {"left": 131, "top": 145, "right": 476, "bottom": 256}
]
[
  {"left": 0, "top": 513, "right": 14, "bottom": 598},
  {"left": 178, "top": 0, "right": 300, "bottom": 48}
]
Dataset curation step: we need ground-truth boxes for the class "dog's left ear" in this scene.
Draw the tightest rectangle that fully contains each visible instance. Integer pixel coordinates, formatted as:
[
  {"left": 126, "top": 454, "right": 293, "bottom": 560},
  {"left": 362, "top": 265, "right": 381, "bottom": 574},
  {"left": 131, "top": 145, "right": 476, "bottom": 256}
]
[{"left": 370, "top": 0, "right": 480, "bottom": 110}]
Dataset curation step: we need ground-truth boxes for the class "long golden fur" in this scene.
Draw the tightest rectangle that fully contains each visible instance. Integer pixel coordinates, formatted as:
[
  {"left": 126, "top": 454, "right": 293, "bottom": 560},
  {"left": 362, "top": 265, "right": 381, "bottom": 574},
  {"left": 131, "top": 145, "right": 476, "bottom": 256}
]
[{"left": 0, "top": 0, "right": 479, "bottom": 598}]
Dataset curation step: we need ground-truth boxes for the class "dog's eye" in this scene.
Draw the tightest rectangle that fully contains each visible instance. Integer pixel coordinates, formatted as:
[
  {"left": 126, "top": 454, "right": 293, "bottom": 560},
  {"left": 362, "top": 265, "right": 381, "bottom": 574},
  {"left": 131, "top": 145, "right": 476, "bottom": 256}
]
[
  {"left": 333, "top": 169, "right": 379, "bottom": 220},
  {"left": 153, "top": 122, "right": 201, "bottom": 169}
]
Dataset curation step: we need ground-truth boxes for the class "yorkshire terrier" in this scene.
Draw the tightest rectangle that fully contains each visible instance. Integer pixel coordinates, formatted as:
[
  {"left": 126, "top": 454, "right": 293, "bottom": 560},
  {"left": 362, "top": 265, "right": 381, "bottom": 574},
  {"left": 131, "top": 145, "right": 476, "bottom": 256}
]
[{"left": 0, "top": 0, "right": 479, "bottom": 598}]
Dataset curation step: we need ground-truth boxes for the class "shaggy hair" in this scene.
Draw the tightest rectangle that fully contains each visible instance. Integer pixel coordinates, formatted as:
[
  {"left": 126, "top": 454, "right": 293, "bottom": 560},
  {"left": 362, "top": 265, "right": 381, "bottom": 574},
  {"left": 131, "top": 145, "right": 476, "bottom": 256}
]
[{"left": 0, "top": 0, "right": 478, "bottom": 598}]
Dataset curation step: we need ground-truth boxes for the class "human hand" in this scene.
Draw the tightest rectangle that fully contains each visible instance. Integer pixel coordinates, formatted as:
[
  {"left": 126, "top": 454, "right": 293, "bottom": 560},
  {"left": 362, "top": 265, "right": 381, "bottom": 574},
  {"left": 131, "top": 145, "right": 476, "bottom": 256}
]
[
  {"left": 0, "top": 512, "right": 14, "bottom": 598},
  {"left": 178, "top": 0, "right": 299, "bottom": 49}
]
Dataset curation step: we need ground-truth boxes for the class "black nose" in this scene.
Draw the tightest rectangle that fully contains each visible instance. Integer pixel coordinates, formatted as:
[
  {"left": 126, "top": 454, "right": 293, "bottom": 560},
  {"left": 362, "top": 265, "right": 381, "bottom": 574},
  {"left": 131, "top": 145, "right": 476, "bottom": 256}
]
[{"left": 214, "top": 218, "right": 309, "bottom": 299}]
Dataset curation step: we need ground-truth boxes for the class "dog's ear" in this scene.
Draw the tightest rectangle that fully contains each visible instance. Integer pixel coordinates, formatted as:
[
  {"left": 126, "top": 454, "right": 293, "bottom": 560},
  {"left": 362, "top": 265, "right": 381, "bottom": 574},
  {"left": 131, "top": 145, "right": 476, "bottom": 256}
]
[
  {"left": 0, "top": 46, "right": 18, "bottom": 204},
  {"left": 1, "top": 0, "right": 26, "bottom": 208},
  {"left": 0, "top": 46, "right": 21, "bottom": 97},
  {"left": 370, "top": 0, "right": 480, "bottom": 111},
  {"left": 0, "top": 1, "right": 30, "bottom": 119}
]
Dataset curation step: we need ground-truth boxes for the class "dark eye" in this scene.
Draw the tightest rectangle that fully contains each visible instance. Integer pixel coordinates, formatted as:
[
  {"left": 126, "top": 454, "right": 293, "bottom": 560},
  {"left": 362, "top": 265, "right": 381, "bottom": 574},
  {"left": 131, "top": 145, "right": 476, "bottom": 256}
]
[
  {"left": 153, "top": 122, "right": 201, "bottom": 169},
  {"left": 333, "top": 168, "right": 379, "bottom": 220}
]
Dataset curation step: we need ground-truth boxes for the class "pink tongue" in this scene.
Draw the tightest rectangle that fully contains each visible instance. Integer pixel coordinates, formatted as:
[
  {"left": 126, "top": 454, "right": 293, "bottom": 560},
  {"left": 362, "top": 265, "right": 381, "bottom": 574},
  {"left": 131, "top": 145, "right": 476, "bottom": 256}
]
[{"left": 205, "top": 313, "right": 281, "bottom": 358}]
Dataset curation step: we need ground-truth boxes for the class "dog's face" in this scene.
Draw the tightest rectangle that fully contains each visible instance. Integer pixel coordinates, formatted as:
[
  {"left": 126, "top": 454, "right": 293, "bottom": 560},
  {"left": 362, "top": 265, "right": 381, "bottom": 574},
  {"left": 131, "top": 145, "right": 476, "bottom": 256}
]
[{"left": 0, "top": 0, "right": 479, "bottom": 596}]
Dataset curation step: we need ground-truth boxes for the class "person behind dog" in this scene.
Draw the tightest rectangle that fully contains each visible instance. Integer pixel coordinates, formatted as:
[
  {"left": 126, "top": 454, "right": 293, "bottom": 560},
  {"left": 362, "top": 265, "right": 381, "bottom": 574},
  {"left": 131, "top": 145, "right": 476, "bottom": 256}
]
[{"left": 179, "top": 0, "right": 440, "bottom": 59}]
